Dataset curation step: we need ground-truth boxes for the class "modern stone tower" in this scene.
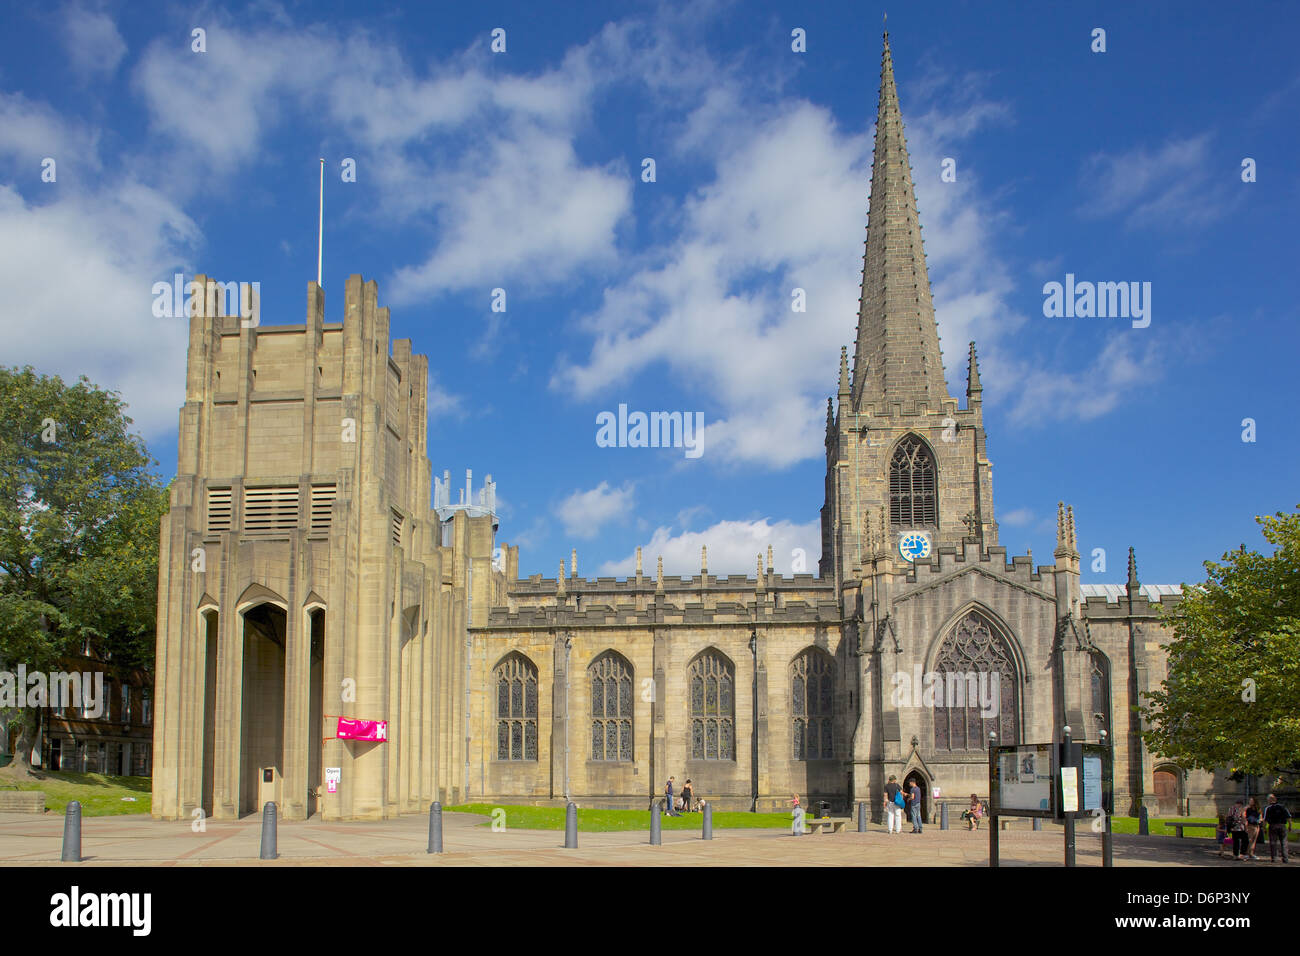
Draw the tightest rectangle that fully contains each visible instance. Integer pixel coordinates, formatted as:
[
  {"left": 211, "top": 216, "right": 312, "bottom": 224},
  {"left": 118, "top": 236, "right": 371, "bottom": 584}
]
[
  {"left": 152, "top": 275, "right": 508, "bottom": 822},
  {"left": 821, "top": 31, "right": 997, "bottom": 585}
]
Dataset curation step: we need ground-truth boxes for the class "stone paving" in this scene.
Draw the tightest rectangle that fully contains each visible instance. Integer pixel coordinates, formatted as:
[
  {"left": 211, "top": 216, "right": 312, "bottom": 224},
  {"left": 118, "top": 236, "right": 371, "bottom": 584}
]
[{"left": 0, "top": 811, "right": 1254, "bottom": 867}]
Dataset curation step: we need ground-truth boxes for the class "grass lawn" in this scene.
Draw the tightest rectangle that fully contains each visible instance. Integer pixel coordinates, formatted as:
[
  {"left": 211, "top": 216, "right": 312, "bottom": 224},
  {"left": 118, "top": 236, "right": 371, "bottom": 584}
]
[
  {"left": 1111, "top": 816, "right": 1299, "bottom": 841},
  {"left": 0, "top": 770, "right": 152, "bottom": 816},
  {"left": 444, "top": 802, "right": 794, "bottom": 832}
]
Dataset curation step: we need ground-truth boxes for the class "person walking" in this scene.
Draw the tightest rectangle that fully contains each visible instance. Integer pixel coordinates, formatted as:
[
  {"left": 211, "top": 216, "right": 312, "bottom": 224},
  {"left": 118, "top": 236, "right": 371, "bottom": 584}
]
[
  {"left": 681, "top": 778, "right": 694, "bottom": 813},
  {"left": 665, "top": 777, "right": 680, "bottom": 816},
  {"left": 1227, "top": 799, "right": 1248, "bottom": 860},
  {"left": 1263, "top": 793, "right": 1291, "bottom": 863},
  {"left": 907, "top": 779, "right": 924, "bottom": 833},
  {"left": 883, "top": 775, "right": 903, "bottom": 834},
  {"left": 1245, "top": 797, "right": 1262, "bottom": 860}
]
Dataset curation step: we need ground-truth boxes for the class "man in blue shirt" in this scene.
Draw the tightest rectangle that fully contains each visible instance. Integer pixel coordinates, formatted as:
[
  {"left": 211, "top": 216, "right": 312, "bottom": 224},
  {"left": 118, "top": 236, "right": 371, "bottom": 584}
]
[{"left": 908, "top": 780, "right": 923, "bottom": 833}]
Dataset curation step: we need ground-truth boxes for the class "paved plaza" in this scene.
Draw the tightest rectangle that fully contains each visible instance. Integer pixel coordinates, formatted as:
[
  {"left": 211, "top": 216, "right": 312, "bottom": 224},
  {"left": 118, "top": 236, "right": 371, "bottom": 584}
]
[{"left": 0, "top": 811, "right": 1245, "bottom": 867}]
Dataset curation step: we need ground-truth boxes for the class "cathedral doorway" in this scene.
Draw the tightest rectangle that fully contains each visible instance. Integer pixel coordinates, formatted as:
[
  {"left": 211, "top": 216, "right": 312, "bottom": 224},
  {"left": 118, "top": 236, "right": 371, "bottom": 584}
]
[
  {"left": 1153, "top": 767, "right": 1182, "bottom": 816},
  {"left": 903, "top": 770, "right": 929, "bottom": 824}
]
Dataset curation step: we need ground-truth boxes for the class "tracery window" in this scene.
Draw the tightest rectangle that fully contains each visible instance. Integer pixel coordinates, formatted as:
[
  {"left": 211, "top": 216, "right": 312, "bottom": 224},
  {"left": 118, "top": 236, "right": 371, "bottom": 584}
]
[
  {"left": 1091, "top": 653, "right": 1108, "bottom": 735},
  {"left": 889, "top": 435, "right": 937, "bottom": 527},
  {"left": 689, "top": 650, "right": 735, "bottom": 760},
  {"left": 495, "top": 653, "right": 538, "bottom": 761},
  {"left": 932, "top": 611, "right": 1019, "bottom": 751},
  {"left": 589, "top": 651, "right": 633, "bottom": 761},
  {"left": 792, "top": 649, "right": 834, "bottom": 760}
]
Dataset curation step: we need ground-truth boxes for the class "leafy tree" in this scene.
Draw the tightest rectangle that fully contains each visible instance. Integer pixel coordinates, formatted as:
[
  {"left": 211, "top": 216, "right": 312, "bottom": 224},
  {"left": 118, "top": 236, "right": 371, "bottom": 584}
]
[
  {"left": 1142, "top": 507, "right": 1300, "bottom": 786},
  {"left": 0, "top": 366, "right": 168, "bottom": 774}
]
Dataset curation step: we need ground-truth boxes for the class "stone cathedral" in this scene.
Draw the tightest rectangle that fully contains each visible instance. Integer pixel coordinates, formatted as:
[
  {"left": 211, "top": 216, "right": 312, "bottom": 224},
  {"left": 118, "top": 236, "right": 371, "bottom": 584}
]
[{"left": 152, "top": 33, "right": 1226, "bottom": 824}]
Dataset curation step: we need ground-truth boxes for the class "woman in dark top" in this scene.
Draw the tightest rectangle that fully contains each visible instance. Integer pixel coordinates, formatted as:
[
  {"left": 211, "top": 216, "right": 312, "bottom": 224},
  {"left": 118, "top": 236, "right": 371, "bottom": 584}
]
[
  {"left": 681, "top": 779, "right": 694, "bottom": 813},
  {"left": 1245, "top": 798, "right": 1262, "bottom": 860},
  {"left": 1228, "top": 800, "right": 1248, "bottom": 860}
]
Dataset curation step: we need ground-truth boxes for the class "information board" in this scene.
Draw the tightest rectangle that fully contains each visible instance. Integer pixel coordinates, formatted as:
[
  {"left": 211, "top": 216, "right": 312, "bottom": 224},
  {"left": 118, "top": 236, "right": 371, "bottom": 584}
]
[{"left": 991, "top": 743, "right": 1055, "bottom": 816}]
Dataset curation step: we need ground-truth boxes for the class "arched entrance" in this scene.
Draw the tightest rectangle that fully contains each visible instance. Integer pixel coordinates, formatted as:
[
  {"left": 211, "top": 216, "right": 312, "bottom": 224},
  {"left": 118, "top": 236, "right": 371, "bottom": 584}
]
[
  {"left": 903, "top": 770, "right": 930, "bottom": 826},
  {"left": 1153, "top": 767, "right": 1182, "bottom": 816},
  {"left": 239, "top": 602, "right": 286, "bottom": 816}
]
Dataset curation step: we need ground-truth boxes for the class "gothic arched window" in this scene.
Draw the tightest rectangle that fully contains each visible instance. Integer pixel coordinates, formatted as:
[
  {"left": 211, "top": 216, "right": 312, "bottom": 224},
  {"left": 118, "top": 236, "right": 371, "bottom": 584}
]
[
  {"left": 889, "top": 435, "right": 937, "bottom": 527},
  {"left": 689, "top": 650, "right": 735, "bottom": 760},
  {"left": 495, "top": 653, "right": 538, "bottom": 761},
  {"left": 1091, "top": 653, "right": 1109, "bottom": 736},
  {"left": 792, "top": 649, "right": 834, "bottom": 760},
  {"left": 589, "top": 651, "right": 633, "bottom": 761},
  {"left": 933, "top": 611, "right": 1019, "bottom": 751}
]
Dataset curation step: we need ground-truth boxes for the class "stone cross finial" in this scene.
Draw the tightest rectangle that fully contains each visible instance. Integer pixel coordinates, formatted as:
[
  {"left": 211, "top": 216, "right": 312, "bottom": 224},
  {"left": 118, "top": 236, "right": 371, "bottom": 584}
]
[{"left": 962, "top": 511, "right": 978, "bottom": 537}]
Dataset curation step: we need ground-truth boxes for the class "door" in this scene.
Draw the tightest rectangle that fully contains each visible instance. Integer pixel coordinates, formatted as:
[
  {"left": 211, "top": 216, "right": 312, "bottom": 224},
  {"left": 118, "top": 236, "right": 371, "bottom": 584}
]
[
  {"left": 1153, "top": 769, "right": 1179, "bottom": 816},
  {"left": 903, "top": 772, "right": 929, "bottom": 824}
]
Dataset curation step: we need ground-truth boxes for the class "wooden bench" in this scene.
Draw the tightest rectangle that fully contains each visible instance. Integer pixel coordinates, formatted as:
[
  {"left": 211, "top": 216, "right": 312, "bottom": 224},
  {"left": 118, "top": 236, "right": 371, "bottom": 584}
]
[
  {"left": 805, "top": 817, "right": 850, "bottom": 834},
  {"left": 1169, "top": 822, "right": 1217, "bottom": 839},
  {"left": 0, "top": 791, "right": 45, "bottom": 813}
]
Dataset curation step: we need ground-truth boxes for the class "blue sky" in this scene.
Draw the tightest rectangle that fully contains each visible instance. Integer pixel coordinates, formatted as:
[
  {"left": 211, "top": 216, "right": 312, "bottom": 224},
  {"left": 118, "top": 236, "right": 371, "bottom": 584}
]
[{"left": 2, "top": 0, "right": 1297, "bottom": 586}]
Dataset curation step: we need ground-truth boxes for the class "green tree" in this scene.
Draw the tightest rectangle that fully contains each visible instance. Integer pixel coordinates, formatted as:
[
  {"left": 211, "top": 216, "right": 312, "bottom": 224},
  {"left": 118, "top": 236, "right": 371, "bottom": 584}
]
[
  {"left": 1142, "top": 507, "right": 1300, "bottom": 786},
  {"left": 0, "top": 366, "right": 168, "bottom": 775}
]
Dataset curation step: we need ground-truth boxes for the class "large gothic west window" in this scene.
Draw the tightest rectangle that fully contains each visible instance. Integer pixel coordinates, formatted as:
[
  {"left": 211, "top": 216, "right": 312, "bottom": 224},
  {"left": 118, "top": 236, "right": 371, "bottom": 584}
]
[
  {"left": 889, "top": 435, "right": 937, "bottom": 527},
  {"left": 495, "top": 653, "right": 538, "bottom": 761},
  {"left": 590, "top": 651, "right": 633, "bottom": 761},
  {"left": 689, "top": 650, "right": 735, "bottom": 760},
  {"left": 933, "top": 611, "right": 1019, "bottom": 751},
  {"left": 792, "top": 649, "right": 834, "bottom": 760}
]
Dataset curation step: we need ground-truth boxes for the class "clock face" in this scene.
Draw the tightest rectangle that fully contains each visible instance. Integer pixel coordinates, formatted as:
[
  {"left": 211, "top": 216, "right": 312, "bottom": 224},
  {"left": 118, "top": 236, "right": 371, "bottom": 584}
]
[{"left": 899, "top": 531, "right": 931, "bottom": 562}]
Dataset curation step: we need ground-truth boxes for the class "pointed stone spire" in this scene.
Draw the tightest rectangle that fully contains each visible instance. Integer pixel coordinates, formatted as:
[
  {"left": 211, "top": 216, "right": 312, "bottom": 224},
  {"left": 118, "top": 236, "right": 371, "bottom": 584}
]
[
  {"left": 1066, "top": 506, "right": 1077, "bottom": 553},
  {"left": 851, "top": 30, "right": 950, "bottom": 412},
  {"left": 1055, "top": 501, "right": 1066, "bottom": 553},
  {"left": 966, "top": 341, "right": 982, "bottom": 405},
  {"left": 825, "top": 396, "right": 834, "bottom": 436},
  {"left": 1127, "top": 546, "right": 1140, "bottom": 594}
]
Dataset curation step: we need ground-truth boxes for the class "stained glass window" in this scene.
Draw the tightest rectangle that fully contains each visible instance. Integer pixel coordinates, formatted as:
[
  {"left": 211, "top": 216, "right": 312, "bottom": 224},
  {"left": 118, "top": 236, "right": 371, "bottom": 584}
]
[
  {"left": 889, "top": 434, "right": 937, "bottom": 527},
  {"left": 932, "top": 611, "right": 1019, "bottom": 751},
  {"left": 494, "top": 653, "right": 538, "bottom": 761},
  {"left": 1091, "top": 653, "right": 1108, "bottom": 737},
  {"left": 590, "top": 651, "right": 633, "bottom": 761},
  {"left": 688, "top": 650, "right": 735, "bottom": 760},
  {"left": 792, "top": 649, "right": 834, "bottom": 759}
]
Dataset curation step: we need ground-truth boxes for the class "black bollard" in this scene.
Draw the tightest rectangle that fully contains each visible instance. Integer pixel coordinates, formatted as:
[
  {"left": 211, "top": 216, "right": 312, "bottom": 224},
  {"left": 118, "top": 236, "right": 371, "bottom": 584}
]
[
  {"left": 61, "top": 801, "right": 82, "bottom": 863},
  {"left": 1033, "top": 817, "right": 1042, "bottom": 831},
  {"left": 1138, "top": 805, "right": 1149, "bottom": 835},
  {"left": 564, "top": 801, "right": 577, "bottom": 848},
  {"left": 427, "top": 801, "right": 443, "bottom": 854},
  {"left": 650, "top": 803, "right": 662, "bottom": 845},
  {"left": 940, "top": 802, "right": 950, "bottom": 830},
  {"left": 857, "top": 801, "right": 867, "bottom": 832},
  {"left": 702, "top": 803, "right": 713, "bottom": 840},
  {"left": 259, "top": 801, "right": 278, "bottom": 860}
]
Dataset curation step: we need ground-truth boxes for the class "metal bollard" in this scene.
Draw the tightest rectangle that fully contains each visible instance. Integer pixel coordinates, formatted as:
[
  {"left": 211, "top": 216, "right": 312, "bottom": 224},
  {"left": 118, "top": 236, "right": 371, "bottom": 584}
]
[
  {"left": 940, "top": 802, "right": 949, "bottom": 830},
  {"left": 857, "top": 801, "right": 867, "bottom": 832},
  {"left": 259, "top": 801, "right": 278, "bottom": 860},
  {"left": 702, "top": 803, "right": 713, "bottom": 840},
  {"left": 650, "top": 803, "right": 662, "bottom": 845},
  {"left": 61, "top": 801, "right": 82, "bottom": 862},
  {"left": 1032, "top": 817, "right": 1041, "bottom": 831},
  {"left": 1138, "top": 805, "right": 1149, "bottom": 835},
  {"left": 564, "top": 801, "right": 578, "bottom": 848},
  {"left": 427, "top": 801, "right": 443, "bottom": 854}
]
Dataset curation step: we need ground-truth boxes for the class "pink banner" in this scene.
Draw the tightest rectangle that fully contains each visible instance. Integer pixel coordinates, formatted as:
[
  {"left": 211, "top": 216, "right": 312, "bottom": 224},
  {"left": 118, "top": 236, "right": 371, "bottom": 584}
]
[{"left": 336, "top": 717, "right": 388, "bottom": 742}]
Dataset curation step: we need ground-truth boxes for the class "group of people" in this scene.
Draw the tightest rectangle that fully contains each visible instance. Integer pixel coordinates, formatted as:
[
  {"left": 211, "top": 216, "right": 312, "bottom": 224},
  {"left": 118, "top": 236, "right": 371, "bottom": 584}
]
[
  {"left": 663, "top": 776, "right": 698, "bottom": 815},
  {"left": 1222, "top": 793, "right": 1291, "bottom": 862}
]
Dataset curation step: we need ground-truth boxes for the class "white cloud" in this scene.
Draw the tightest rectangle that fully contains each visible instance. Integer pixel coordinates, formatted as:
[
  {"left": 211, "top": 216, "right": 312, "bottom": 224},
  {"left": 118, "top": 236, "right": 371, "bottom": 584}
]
[
  {"left": 1079, "top": 134, "right": 1233, "bottom": 230},
  {"left": 426, "top": 377, "right": 463, "bottom": 421},
  {"left": 599, "top": 517, "right": 821, "bottom": 577},
  {"left": 61, "top": 4, "right": 128, "bottom": 81},
  {"left": 0, "top": 93, "right": 101, "bottom": 172},
  {"left": 1000, "top": 508, "right": 1035, "bottom": 527},
  {"left": 556, "top": 481, "right": 636, "bottom": 539},
  {"left": 1000, "top": 335, "right": 1163, "bottom": 426},
  {"left": 0, "top": 183, "right": 200, "bottom": 437}
]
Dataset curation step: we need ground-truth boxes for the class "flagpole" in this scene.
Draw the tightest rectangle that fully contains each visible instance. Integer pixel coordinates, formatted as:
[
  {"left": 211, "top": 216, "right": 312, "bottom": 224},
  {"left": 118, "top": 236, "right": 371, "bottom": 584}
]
[{"left": 317, "top": 158, "right": 325, "bottom": 286}]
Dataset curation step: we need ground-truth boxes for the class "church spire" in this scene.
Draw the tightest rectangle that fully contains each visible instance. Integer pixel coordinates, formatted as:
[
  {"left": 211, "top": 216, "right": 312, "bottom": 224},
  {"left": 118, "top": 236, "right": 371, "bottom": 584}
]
[
  {"left": 966, "top": 341, "right": 982, "bottom": 405},
  {"left": 851, "top": 31, "right": 949, "bottom": 412}
]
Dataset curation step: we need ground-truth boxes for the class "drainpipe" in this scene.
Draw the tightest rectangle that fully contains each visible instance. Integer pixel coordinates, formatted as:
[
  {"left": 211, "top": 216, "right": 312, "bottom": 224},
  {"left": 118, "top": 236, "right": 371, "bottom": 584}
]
[
  {"left": 464, "top": 561, "right": 472, "bottom": 801},
  {"left": 563, "top": 633, "right": 571, "bottom": 802}
]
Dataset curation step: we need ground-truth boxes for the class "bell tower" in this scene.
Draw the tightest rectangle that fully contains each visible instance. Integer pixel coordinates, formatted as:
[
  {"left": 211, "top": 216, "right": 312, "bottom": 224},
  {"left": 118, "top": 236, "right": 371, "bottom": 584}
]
[{"left": 819, "top": 30, "right": 997, "bottom": 586}]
